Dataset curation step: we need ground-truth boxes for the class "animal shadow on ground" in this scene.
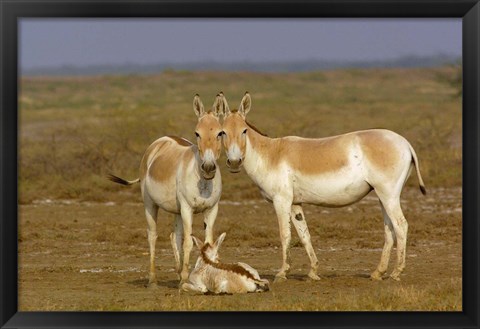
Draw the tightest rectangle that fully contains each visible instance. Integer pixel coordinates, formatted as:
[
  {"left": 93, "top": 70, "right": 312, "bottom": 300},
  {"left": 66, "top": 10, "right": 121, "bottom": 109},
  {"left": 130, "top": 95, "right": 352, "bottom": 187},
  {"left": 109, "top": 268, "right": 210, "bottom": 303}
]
[
  {"left": 322, "top": 271, "right": 372, "bottom": 279},
  {"left": 127, "top": 278, "right": 179, "bottom": 289},
  {"left": 285, "top": 274, "right": 310, "bottom": 282}
]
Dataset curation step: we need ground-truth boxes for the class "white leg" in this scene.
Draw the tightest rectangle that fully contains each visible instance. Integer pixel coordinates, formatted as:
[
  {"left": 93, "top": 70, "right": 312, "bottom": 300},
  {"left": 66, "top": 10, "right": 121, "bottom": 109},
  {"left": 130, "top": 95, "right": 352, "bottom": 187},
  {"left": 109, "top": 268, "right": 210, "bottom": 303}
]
[
  {"left": 181, "top": 282, "right": 207, "bottom": 294},
  {"left": 180, "top": 205, "right": 194, "bottom": 285},
  {"left": 273, "top": 197, "right": 293, "bottom": 282},
  {"left": 203, "top": 203, "right": 218, "bottom": 245},
  {"left": 378, "top": 197, "right": 408, "bottom": 281},
  {"left": 170, "top": 214, "right": 183, "bottom": 278},
  {"left": 144, "top": 200, "right": 159, "bottom": 287},
  {"left": 290, "top": 205, "right": 320, "bottom": 280},
  {"left": 371, "top": 202, "right": 396, "bottom": 280}
]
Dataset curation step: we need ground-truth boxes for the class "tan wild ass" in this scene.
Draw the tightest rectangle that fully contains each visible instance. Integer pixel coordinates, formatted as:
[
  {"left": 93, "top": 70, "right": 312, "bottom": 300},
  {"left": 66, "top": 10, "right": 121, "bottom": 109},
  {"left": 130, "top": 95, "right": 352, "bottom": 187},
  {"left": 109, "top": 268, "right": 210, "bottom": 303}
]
[
  {"left": 181, "top": 232, "right": 270, "bottom": 294},
  {"left": 220, "top": 92, "right": 426, "bottom": 282},
  {"left": 108, "top": 94, "right": 225, "bottom": 287}
]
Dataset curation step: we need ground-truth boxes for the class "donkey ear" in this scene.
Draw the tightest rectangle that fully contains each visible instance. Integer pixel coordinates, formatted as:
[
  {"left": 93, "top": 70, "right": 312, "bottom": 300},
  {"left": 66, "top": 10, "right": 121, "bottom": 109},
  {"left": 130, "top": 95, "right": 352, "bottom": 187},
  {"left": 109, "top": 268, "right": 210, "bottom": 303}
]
[
  {"left": 214, "top": 232, "right": 227, "bottom": 249},
  {"left": 211, "top": 93, "right": 222, "bottom": 118},
  {"left": 193, "top": 94, "right": 205, "bottom": 118},
  {"left": 191, "top": 235, "right": 204, "bottom": 250},
  {"left": 219, "top": 92, "right": 230, "bottom": 117},
  {"left": 238, "top": 92, "right": 251, "bottom": 118},
  {"left": 212, "top": 92, "right": 230, "bottom": 118}
]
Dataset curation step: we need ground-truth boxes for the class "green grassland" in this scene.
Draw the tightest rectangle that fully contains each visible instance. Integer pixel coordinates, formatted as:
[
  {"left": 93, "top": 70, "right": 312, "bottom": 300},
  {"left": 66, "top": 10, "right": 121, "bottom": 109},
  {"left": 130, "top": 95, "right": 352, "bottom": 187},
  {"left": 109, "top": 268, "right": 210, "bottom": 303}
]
[{"left": 19, "top": 67, "right": 461, "bottom": 204}]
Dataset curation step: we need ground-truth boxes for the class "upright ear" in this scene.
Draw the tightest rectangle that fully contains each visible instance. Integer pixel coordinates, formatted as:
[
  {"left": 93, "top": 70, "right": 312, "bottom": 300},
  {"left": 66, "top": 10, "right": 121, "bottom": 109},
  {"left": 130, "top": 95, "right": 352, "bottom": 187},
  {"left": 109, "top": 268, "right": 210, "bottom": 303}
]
[
  {"left": 238, "top": 92, "right": 251, "bottom": 118},
  {"left": 212, "top": 93, "right": 226, "bottom": 118},
  {"left": 193, "top": 94, "right": 205, "bottom": 118},
  {"left": 214, "top": 232, "right": 227, "bottom": 249},
  {"left": 219, "top": 92, "right": 231, "bottom": 117},
  {"left": 191, "top": 235, "right": 204, "bottom": 250}
]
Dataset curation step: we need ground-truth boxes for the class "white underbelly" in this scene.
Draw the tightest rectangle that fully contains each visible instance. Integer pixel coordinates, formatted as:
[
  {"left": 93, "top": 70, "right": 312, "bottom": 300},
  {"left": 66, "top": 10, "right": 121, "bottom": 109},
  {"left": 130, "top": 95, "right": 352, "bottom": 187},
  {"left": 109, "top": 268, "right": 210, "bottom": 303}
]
[
  {"left": 292, "top": 169, "right": 372, "bottom": 207},
  {"left": 143, "top": 178, "right": 180, "bottom": 213}
]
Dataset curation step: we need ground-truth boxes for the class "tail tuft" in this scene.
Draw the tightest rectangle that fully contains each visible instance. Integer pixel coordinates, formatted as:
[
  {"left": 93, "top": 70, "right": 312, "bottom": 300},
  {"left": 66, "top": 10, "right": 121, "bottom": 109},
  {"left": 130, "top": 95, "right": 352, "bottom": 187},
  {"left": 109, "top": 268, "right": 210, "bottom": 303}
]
[
  {"left": 420, "top": 185, "right": 427, "bottom": 195},
  {"left": 107, "top": 174, "right": 139, "bottom": 186},
  {"left": 407, "top": 142, "right": 426, "bottom": 196}
]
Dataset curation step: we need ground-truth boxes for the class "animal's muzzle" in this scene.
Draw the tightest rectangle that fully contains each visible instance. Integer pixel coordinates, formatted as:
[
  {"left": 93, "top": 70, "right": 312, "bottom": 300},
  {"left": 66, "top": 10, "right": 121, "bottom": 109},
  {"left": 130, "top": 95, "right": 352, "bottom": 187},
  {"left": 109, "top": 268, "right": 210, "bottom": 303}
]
[
  {"left": 201, "top": 162, "right": 216, "bottom": 180},
  {"left": 226, "top": 158, "right": 242, "bottom": 173}
]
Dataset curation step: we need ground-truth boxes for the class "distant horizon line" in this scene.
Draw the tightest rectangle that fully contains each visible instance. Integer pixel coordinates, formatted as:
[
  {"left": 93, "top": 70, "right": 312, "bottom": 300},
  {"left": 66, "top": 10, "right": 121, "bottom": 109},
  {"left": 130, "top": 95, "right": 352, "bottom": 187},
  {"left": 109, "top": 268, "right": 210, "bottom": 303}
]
[{"left": 21, "top": 53, "right": 461, "bottom": 77}]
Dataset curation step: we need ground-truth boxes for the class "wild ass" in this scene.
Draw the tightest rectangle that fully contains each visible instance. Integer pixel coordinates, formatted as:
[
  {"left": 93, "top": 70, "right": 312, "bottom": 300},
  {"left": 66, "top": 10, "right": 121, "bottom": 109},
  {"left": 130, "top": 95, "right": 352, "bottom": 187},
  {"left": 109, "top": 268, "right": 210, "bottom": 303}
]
[
  {"left": 181, "top": 232, "right": 270, "bottom": 294},
  {"left": 108, "top": 94, "right": 225, "bottom": 287},
  {"left": 220, "top": 92, "right": 426, "bottom": 282}
]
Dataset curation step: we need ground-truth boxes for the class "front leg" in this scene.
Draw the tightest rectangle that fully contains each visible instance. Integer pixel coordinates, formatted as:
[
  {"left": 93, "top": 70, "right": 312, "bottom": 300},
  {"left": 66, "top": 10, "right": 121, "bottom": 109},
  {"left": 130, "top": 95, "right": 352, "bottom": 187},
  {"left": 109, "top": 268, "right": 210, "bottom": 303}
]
[
  {"left": 181, "top": 282, "right": 208, "bottom": 294},
  {"left": 203, "top": 203, "right": 219, "bottom": 245},
  {"left": 179, "top": 204, "right": 194, "bottom": 285},
  {"left": 273, "top": 196, "right": 293, "bottom": 282}
]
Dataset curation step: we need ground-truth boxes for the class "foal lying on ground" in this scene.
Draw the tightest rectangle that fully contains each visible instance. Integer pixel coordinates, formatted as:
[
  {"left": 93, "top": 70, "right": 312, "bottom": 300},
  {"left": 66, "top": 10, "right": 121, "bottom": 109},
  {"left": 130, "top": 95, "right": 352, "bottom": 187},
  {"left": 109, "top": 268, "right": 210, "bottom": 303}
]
[{"left": 181, "top": 233, "right": 270, "bottom": 294}]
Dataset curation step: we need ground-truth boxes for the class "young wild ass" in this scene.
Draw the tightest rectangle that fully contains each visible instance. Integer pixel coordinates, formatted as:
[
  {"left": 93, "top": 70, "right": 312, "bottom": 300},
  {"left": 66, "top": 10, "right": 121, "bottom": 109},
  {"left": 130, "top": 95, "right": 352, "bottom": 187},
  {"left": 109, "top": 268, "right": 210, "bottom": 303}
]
[
  {"left": 220, "top": 92, "right": 426, "bottom": 282},
  {"left": 108, "top": 94, "right": 226, "bottom": 287},
  {"left": 181, "top": 232, "right": 270, "bottom": 294}
]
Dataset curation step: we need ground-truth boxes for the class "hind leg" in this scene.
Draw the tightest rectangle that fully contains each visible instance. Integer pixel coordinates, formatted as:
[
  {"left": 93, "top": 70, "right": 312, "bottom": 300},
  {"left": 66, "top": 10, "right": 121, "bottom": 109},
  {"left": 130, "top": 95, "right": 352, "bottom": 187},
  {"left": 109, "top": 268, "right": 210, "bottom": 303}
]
[
  {"left": 145, "top": 199, "right": 159, "bottom": 287},
  {"left": 170, "top": 214, "right": 183, "bottom": 279},
  {"left": 290, "top": 205, "right": 320, "bottom": 280},
  {"left": 377, "top": 196, "right": 408, "bottom": 281},
  {"left": 371, "top": 202, "right": 396, "bottom": 280}
]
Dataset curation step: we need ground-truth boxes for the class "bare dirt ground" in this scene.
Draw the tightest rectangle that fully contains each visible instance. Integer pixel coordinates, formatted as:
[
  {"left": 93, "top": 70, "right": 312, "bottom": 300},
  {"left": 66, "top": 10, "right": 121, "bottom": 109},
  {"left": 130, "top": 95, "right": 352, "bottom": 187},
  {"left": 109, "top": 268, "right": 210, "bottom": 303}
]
[{"left": 18, "top": 187, "right": 461, "bottom": 311}]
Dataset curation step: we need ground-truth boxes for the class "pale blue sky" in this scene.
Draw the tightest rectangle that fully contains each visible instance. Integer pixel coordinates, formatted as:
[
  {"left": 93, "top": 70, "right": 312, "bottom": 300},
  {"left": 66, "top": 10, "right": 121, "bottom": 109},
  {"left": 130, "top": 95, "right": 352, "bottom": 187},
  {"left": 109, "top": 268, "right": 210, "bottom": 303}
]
[{"left": 20, "top": 18, "right": 461, "bottom": 69}]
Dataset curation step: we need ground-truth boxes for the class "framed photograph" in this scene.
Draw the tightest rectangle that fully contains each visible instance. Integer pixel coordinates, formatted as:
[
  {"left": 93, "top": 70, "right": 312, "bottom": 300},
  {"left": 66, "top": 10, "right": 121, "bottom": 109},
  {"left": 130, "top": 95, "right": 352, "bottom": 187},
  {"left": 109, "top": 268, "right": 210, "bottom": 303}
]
[{"left": 1, "top": 0, "right": 479, "bottom": 328}]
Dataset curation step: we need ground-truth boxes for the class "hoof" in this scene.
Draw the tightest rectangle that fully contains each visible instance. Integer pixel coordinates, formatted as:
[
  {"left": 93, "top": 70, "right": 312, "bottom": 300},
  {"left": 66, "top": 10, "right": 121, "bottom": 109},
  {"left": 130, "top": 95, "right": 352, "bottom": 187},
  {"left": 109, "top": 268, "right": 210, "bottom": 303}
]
[
  {"left": 308, "top": 272, "right": 321, "bottom": 281},
  {"left": 147, "top": 282, "right": 158, "bottom": 289},
  {"left": 274, "top": 275, "right": 287, "bottom": 283},
  {"left": 389, "top": 274, "right": 401, "bottom": 281},
  {"left": 370, "top": 270, "right": 384, "bottom": 281},
  {"left": 179, "top": 282, "right": 189, "bottom": 292}
]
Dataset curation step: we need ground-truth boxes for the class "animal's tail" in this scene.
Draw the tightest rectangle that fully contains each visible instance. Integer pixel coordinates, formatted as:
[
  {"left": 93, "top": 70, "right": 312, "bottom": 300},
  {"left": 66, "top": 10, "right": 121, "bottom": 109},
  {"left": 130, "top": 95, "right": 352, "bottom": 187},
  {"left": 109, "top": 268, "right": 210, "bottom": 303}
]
[
  {"left": 408, "top": 143, "right": 427, "bottom": 195},
  {"left": 107, "top": 173, "right": 140, "bottom": 186}
]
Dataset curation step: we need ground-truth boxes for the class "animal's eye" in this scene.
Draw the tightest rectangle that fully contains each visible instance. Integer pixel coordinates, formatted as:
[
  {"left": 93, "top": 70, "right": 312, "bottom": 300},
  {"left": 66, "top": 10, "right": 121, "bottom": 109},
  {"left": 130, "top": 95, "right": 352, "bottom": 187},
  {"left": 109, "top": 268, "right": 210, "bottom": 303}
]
[
  {"left": 242, "top": 129, "right": 248, "bottom": 135},
  {"left": 195, "top": 132, "right": 200, "bottom": 138}
]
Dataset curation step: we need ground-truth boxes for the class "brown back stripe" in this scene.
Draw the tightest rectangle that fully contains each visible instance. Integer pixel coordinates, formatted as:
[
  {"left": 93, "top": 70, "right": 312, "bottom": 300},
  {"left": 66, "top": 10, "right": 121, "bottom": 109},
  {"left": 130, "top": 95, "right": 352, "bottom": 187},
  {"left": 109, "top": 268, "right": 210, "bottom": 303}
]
[
  {"left": 201, "top": 243, "right": 256, "bottom": 280},
  {"left": 167, "top": 135, "right": 193, "bottom": 147}
]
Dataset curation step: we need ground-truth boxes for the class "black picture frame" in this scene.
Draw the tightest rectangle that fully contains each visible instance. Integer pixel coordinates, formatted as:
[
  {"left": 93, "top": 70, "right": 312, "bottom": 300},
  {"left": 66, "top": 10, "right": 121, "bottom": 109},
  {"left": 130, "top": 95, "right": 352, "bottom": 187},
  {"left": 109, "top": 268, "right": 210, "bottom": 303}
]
[{"left": 1, "top": 1, "right": 479, "bottom": 328}]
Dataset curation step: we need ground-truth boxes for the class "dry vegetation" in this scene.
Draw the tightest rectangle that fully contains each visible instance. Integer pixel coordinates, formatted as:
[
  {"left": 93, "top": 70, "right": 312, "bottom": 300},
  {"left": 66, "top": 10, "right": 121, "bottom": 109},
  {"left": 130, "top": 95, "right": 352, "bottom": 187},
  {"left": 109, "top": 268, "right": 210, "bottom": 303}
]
[
  {"left": 18, "top": 67, "right": 462, "bottom": 311},
  {"left": 19, "top": 67, "right": 461, "bottom": 203}
]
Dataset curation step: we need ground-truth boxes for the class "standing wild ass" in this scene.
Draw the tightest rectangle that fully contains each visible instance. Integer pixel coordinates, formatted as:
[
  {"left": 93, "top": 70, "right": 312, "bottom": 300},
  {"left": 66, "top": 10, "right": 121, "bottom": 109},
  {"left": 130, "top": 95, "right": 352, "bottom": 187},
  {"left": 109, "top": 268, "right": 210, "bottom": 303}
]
[
  {"left": 181, "top": 232, "right": 270, "bottom": 294},
  {"left": 219, "top": 92, "right": 426, "bottom": 282},
  {"left": 108, "top": 94, "right": 225, "bottom": 287}
]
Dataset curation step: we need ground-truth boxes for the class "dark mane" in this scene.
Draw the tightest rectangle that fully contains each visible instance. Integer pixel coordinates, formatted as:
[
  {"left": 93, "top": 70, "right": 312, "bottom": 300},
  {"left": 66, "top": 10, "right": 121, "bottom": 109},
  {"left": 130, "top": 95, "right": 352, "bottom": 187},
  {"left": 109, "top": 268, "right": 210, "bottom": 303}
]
[
  {"left": 246, "top": 120, "right": 267, "bottom": 137},
  {"left": 167, "top": 135, "right": 193, "bottom": 147},
  {"left": 229, "top": 108, "right": 267, "bottom": 136}
]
